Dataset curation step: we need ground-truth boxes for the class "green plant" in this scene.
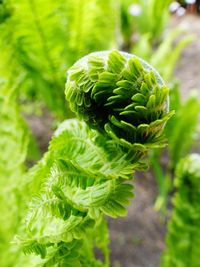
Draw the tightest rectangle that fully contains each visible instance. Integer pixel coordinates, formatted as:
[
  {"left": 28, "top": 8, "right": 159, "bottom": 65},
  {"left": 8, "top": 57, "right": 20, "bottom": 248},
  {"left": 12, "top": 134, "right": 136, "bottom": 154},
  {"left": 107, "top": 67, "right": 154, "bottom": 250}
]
[
  {"left": 133, "top": 0, "right": 172, "bottom": 43},
  {"left": 0, "top": 0, "right": 12, "bottom": 23},
  {"left": 0, "top": 0, "right": 119, "bottom": 119},
  {"left": 120, "top": 2, "right": 193, "bottom": 83},
  {"left": 120, "top": 0, "right": 172, "bottom": 48},
  {"left": 15, "top": 50, "right": 173, "bottom": 266},
  {"left": 0, "top": 82, "right": 30, "bottom": 267},
  {"left": 165, "top": 86, "right": 200, "bottom": 169},
  {"left": 161, "top": 153, "right": 200, "bottom": 267},
  {"left": 119, "top": 0, "right": 135, "bottom": 50},
  {"left": 133, "top": 29, "right": 194, "bottom": 81},
  {"left": 151, "top": 83, "right": 200, "bottom": 213},
  {"left": 150, "top": 29, "right": 194, "bottom": 81}
]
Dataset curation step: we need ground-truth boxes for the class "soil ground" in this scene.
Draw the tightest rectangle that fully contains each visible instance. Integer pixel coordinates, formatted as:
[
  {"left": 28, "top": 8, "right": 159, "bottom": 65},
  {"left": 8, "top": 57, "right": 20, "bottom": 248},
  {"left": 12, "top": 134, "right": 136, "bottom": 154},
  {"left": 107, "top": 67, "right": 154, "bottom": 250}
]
[
  {"left": 109, "top": 172, "right": 166, "bottom": 267},
  {"left": 25, "top": 14, "right": 200, "bottom": 267}
]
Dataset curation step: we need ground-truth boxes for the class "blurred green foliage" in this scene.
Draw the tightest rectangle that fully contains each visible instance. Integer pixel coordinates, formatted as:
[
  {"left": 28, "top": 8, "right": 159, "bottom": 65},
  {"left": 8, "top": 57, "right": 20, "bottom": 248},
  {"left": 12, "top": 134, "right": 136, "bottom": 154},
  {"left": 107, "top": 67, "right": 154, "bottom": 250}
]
[
  {"left": 132, "top": 0, "right": 171, "bottom": 42},
  {"left": 166, "top": 86, "right": 200, "bottom": 168},
  {"left": 133, "top": 29, "right": 194, "bottom": 81},
  {"left": 152, "top": 83, "right": 200, "bottom": 213},
  {"left": 0, "top": 0, "right": 119, "bottom": 119},
  {"left": 120, "top": 0, "right": 172, "bottom": 48},
  {"left": 0, "top": 0, "right": 12, "bottom": 23},
  {"left": 161, "top": 154, "right": 200, "bottom": 267},
  {"left": 0, "top": 83, "right": 30, "bottom": 267}
]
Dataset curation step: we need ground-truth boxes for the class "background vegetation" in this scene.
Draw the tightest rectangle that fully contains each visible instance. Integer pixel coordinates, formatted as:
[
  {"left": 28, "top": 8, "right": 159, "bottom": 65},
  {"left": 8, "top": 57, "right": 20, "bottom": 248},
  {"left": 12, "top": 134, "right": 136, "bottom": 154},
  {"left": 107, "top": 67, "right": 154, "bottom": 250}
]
[{"left": 0, "top": 0, "right": 200, "bottom": 266}]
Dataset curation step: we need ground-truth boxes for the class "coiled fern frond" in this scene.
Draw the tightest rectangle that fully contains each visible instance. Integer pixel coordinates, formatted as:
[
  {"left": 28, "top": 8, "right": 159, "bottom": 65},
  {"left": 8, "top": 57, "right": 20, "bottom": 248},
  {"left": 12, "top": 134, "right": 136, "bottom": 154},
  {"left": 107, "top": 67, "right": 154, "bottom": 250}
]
[
  {"left": 66, "top": 50, "right": 173, "bottom": 149},
  {"left": 18, "top": 50, "right": 173, "bottom": 266},
  {"left": 161, "top": 154, "right": 200, "bottom": 267}
]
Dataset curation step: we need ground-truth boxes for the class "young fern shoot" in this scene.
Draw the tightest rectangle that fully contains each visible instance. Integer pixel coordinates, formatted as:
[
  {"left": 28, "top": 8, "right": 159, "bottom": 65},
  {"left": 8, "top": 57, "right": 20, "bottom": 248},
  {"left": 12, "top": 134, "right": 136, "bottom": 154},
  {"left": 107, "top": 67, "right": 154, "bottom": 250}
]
[{"left": 18, "top": 50, "right": 173, "bottom": 266}]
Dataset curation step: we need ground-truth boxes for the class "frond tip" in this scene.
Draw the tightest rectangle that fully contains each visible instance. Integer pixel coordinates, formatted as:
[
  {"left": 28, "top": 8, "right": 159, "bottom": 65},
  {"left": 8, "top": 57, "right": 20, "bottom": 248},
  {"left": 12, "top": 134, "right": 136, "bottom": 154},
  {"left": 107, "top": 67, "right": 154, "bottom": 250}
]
[{"left": 65, "top": 50, "right": 174, "bottom": 148}]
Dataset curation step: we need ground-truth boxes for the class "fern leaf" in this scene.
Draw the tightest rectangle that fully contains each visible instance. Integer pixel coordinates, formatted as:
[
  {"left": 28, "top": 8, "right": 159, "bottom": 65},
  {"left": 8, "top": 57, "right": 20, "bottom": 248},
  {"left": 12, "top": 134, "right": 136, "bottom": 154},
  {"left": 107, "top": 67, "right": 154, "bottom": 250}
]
[
  {"left": 0, "top": 83, "right": 31, "bottom": 267},
  {"left": 165, "top": 90, "right": 200, "bottom": 168},
  {"left": 0, "top": 0, "right": 119, "bottom": 118},
  {"left": 161, "top": 154, "right": 200, "bottom": 267}
]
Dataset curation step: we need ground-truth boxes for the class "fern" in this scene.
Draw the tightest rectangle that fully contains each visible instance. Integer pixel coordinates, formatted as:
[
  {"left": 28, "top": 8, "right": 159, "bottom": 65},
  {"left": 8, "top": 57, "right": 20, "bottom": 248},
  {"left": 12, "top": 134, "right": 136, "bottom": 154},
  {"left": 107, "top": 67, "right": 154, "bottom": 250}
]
[
  {"left": 150, "top": 29, "right": 194, "bottom": 81},
  {"left": 17, "top": 50, "right": 173, "bottom": 266},
  {"left": 121, "top": 0, "right": 171, "bottom": 45},
  {"left": 150, "top": 81, "right": 200, "bottom": 210},
  {"left": 0, "top": 0, "right": 119, "bottom": 118},
  {"left": 161, "top": 154, "right": 200, "bottom": 267},
  {"left": 0, "top": 0, "right": 12, "bottom": 23},
  {"left": 133, "top": 29, "right": 194, "bottom": 81},
  {"left": 165, "top": 86, "right": 200, "bottom": 168},
  {"left": 151, "top": 83, "right": 200, "bottom": 213},
  {"left": 0, "top": 82, "right": 31, "bottom": 267},
  {"left": 134, "top": 0, "right": 171, "bottom": 42}
]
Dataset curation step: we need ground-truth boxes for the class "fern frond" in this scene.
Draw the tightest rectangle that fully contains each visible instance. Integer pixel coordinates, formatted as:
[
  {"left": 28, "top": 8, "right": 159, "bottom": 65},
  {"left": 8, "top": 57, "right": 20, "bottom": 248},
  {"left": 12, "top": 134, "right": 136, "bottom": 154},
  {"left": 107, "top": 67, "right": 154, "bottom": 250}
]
[
  {"left": 0, "top": 0, "right": 119, "bottom": 118},
  {"left": 65, "top": 50, "right": 173, "bottom": 148},
  {"left": 151, "top": 29, "right": 194, "bottom": 81},
  {"left": 161, "top": 154, "right": 200, "bottom": 267},
  {"left": 165, "top": 89, "right": 200, "bottom": 168},
  {"left": 0, "top": 0, "right": 12, "bottom": 24},
  {"left": 18, "top": 50, "right": 172, "bottom": 266},
  {"left": 0, "top": 84, "right": 31, "bottom": 267}
]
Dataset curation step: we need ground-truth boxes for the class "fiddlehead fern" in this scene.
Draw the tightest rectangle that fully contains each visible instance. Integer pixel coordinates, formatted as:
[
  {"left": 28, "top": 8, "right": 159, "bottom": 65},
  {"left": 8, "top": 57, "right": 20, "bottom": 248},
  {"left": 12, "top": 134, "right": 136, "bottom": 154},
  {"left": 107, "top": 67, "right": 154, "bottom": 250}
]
[
  {"left": 18, "top": 50, "right": 173, "bottom": 266},
  {"left": 161, "top": 154, "right": 200, "bottom": 267},
  {"left": 65, "top": 50, "right": 172, "bottom": 149}
]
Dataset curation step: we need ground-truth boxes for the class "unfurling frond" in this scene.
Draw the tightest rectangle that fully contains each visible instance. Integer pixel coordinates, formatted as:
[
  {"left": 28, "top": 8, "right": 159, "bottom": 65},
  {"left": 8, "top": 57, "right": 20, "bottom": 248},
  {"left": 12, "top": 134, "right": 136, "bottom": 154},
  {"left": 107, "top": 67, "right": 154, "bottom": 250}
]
[
  {"left": 66, "top": 50, "right": 174, "bottom": 149},
  {"left": 18, "top": 50, "right": 172, "bottom": 266}
]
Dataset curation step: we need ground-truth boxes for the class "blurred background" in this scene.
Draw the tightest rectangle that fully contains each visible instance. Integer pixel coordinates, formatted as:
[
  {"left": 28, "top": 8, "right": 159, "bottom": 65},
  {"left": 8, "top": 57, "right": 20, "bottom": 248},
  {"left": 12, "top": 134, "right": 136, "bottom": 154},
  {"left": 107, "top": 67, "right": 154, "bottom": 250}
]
[{"left": 0, "top": 1, "right": 200, "bottom": 267}]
